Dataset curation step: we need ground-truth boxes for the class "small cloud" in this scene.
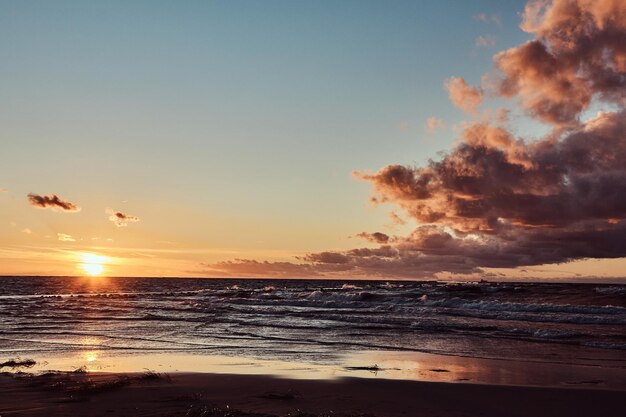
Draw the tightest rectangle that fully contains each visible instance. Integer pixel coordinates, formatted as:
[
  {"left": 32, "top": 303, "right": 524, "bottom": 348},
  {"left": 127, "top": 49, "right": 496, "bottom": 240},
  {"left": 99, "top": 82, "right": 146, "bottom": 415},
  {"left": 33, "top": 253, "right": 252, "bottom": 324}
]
[
  {"left": 0, "top": 188, "right": 7, "bottom": 192},
  {"left": 27, "top": 193, "right": 81, "bottom": 212},
  {"left": 399, "top": 122, "right": 410, "bottom": 132},
  {"left": 475, "top": 35, "right": 496, "bottom": 48},
  {"left": 444, "top": 77, "right": 483, "bottom": 115},
  {"left": 57, "top": 233, "right": 76, "bottom": 242},
  {"left": 473, "top": 13, "right": 501, "bottom": 27},
  {"left": 9, "top": 222, "right": 17, "bottom": 227},
  {"left": 389, "top": 211, "right": 406, "bottom": 225},
  {"left": 355, "top": 232, "right": 391, "bottom": 244},
  {"left": 21, "top": 228, "right": 32, "bottom": 234},
  {"left": 425, "top": 117, "right": 446, "bottom": 133},
  {"left": 106, "top": 208, "right": 140, "bottom": 227}
]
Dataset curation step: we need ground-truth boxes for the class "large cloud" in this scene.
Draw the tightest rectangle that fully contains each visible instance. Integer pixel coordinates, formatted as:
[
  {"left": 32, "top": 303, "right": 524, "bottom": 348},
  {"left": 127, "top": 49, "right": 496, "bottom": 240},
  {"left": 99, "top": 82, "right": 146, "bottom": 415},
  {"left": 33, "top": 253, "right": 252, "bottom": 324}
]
[
  {"left": 356, "top": 111, "right": 626, "bottom": 232},
  {"left": 27, "top": 193, "right": 81, "bottom": 212},
  {"left": 205, "top": 0, "right": 626, "bottom": 279},
  {"left": 493, "top": 0, "right": 626, "bottom": 125}
]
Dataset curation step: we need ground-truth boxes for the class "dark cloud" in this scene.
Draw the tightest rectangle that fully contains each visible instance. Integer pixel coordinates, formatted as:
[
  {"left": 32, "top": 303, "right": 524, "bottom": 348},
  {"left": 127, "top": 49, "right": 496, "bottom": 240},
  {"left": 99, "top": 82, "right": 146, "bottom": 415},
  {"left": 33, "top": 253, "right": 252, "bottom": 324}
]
[
  {"left": 201, "top": 259, "right": 323, "bottom": 278},
  {"left": 205, "top": 0, "right": 626, "bottom": 279},
  {"left": 300, "top": 251, "right": 351, "bottom": 264},
  {"left": 356, "top": 111, "right": 626, "bottom": 232},
  {"left": 27, "top": 193, "right": 81, "bottom": 212},
  {"left": 106, "top": 209, "right": 140, "bottom": 227},
  {"left": 355, "top": 232, "right": 391, "bottom": 244}
]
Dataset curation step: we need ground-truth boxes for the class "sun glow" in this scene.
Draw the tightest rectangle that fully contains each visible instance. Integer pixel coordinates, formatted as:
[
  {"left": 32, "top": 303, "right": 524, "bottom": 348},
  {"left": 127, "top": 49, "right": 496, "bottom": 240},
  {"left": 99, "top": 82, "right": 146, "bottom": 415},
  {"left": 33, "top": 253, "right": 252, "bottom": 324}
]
[{"left": 80, "top": 253, "right": 107, "bottom": 276}]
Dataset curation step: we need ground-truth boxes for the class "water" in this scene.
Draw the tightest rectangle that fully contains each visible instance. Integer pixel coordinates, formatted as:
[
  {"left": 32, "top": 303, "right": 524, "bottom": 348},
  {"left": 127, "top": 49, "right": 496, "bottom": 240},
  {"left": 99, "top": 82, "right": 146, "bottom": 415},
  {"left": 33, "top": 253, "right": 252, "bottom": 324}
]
[{"left": 0, "top": 277, "right": 624, "bottom": 372}]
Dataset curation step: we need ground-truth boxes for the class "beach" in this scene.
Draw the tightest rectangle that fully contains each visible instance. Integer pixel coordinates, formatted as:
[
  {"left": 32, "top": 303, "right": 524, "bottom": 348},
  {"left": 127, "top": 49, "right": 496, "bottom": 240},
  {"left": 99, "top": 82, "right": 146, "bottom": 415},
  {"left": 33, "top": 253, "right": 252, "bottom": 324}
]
[
  {"left": 3, "top": 0, "right": 626, "bottom": 415},
  {"left": 1, "top": 277, "right": 625, "bottom": 415},
  {"left": 2, "top": 370, "right": 625, "bottom": 417}
]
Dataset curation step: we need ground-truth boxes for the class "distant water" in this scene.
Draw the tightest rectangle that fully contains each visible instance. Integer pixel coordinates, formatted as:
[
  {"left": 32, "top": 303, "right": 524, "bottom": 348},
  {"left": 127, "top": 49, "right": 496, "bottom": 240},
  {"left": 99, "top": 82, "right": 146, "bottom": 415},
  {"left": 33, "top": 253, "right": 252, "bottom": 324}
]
[{"left": 1, "top": 277, "right": 625, "bottom": 368}]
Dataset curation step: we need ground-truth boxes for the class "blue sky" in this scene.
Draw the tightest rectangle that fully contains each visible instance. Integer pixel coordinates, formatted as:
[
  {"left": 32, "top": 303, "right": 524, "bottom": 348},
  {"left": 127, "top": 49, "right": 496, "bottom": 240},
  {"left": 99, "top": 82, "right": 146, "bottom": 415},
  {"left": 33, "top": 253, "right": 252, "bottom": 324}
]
[{"left": 1, "top": 0, "right": 563, "bottom": 277}]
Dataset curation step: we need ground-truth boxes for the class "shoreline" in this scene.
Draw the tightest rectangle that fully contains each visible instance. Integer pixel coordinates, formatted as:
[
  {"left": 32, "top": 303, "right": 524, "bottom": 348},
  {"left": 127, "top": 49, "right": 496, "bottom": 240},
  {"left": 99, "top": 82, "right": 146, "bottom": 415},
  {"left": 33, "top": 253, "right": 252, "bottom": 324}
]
[
  {"left": 6, "top": 349, "right": 625, "bottom": 390},
  {"left": 1, "top": 370, "right": 625, "bottom": 417}
]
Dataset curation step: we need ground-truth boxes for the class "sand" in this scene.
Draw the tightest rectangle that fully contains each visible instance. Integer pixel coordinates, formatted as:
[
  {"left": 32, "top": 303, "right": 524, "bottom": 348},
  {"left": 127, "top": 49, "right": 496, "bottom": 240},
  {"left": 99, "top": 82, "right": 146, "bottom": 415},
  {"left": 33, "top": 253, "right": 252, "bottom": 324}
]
[{"left": 1, "top": 370, "right": 624, "bottom": 417}]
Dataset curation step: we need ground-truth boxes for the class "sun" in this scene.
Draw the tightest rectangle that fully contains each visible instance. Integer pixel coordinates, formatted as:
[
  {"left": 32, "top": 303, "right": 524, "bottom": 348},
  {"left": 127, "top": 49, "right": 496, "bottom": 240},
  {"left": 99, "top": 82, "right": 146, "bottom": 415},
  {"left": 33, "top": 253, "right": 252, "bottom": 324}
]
[
  {"left": 80, "top": 253, "right": 107, "bottom": 276},
  {"left": 82, "top": 263, "right": 104, "bottom": 276}
]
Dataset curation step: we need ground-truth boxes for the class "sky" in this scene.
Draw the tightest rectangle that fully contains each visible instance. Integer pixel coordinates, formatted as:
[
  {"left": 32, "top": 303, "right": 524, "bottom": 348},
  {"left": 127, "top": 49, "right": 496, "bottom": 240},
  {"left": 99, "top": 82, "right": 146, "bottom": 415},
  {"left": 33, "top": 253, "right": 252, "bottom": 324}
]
[{"left": 1, "top": 0, "right": 625, "bottom": 281}]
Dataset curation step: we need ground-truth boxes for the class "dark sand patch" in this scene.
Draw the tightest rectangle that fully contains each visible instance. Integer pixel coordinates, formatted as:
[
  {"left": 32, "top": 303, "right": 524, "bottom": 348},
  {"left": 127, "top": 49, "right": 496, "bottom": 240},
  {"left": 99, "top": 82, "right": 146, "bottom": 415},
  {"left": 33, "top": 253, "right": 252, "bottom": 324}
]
[{"left": 0, "top": 371, "right": 625, "bottom": 417}]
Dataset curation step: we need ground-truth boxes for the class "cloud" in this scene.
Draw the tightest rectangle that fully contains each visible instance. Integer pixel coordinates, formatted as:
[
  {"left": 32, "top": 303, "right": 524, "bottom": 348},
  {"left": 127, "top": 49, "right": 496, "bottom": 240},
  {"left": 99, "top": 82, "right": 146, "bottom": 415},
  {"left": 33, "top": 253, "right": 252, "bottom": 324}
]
[
  {"left": 206, "top": 0, "right": 626, "bottom": 280},
  {"left": 493, "top": 0, "right": 626, "bottom": 125},
  {"left": 473, "top": 13, "right": 502, "bottom": 27},
  {"left": 106, "top": 208, "right": 140, "bottom": 227},
  {"left": 27, "top": 193, "right": 81, "bottom": 212},
  {"left": 57, "top": 233, "right": 76, "bottom": 242},
  {"left": 425, "top": 117, "right": 446, "bottom": 133},
  {"left": 475, "top": 35, "right": 496, "bottom": 48},
  {"left": 389, "top": 211, "right": 406, "bottom": 226},
  {"left": 355, "top": 232, "right": 391, "bottom": 244},
  {"left": 201, "top": 259, "right": 323, "bottom": 278},
  {"left": 0, "top": 188, "right": 7, "bottom": 192},
  {"left": 21, "top": 228, "right": 32, "bottom": 234},
  {"left": 444, "top": 77, "right": 483, "bottom": 115},
  {"left": 357, "top": 110, "right": 626, "bottom": 232}
]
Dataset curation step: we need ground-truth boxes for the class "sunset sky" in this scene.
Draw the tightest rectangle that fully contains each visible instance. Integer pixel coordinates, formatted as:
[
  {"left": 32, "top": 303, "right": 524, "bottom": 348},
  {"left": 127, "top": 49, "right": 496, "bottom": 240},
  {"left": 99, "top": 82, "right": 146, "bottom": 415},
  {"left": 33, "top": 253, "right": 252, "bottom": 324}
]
[{"left": 1, "top": 0, "right": 625, "bottom": 281}]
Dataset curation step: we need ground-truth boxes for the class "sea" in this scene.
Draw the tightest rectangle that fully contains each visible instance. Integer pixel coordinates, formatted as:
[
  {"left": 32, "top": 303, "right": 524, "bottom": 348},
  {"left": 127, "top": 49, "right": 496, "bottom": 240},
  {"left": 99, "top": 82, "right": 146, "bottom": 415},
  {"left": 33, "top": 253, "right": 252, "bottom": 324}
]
[{"left": 1, "top": 277, "right": 625, "bottom": 385}]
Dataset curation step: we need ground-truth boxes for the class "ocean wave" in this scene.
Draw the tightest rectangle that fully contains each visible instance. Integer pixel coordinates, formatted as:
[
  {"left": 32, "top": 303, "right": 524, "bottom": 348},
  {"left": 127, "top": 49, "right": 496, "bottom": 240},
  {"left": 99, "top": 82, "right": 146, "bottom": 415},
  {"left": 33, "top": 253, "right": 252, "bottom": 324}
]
[
  {"left": 424, "top": 297, "right": 626, "bottom": 315},
  {"left": 594, "top": 286, "right": 626, "bottom": 295}
]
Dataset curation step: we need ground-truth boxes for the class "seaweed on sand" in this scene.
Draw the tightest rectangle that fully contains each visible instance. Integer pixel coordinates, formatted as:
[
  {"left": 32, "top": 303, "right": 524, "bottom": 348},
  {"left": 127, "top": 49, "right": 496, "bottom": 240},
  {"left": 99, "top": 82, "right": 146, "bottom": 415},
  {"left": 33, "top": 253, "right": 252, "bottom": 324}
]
[{"left": 343, "top": 364, "right": 400, "bottom": 373}]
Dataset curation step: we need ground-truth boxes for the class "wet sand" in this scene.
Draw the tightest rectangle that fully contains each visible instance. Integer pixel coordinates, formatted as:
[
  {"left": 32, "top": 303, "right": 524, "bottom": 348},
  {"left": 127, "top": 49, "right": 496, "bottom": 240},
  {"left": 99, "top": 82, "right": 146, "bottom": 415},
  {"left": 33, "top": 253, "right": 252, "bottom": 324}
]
[{"left": 1, "top": 371, "right": 624, "bottom": 417}]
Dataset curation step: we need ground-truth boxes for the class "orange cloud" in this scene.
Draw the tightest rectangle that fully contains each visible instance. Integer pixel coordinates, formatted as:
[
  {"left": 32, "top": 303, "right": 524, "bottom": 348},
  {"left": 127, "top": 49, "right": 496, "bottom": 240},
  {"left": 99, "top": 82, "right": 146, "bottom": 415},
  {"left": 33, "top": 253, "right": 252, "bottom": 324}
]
[{"left": 444, "top": 77, "right": 483, "bottom": 115}]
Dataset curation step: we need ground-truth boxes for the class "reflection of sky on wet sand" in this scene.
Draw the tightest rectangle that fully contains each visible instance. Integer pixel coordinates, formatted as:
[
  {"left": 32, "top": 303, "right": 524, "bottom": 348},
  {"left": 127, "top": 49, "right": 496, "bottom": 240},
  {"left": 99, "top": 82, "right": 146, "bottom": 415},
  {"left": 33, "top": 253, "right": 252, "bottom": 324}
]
[{"left": 23, "top": 350, "right": 626, "bottom": 390}]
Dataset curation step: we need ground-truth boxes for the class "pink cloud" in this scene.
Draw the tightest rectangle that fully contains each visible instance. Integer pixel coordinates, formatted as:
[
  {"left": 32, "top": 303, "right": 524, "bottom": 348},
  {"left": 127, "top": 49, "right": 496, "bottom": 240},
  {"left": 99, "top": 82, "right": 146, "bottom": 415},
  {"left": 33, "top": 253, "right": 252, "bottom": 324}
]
[
  {"left": 444, "top": 77, "right": 483, "bottom": 115},
  {"left": 475, "top": 35, "right": 496, "bottom": 48},
  {"left": 493, "top": 0, "right": 626, "bottom": 125},
  {"left": 425, "top": 117, "right": 446, "bottom": 133}
]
